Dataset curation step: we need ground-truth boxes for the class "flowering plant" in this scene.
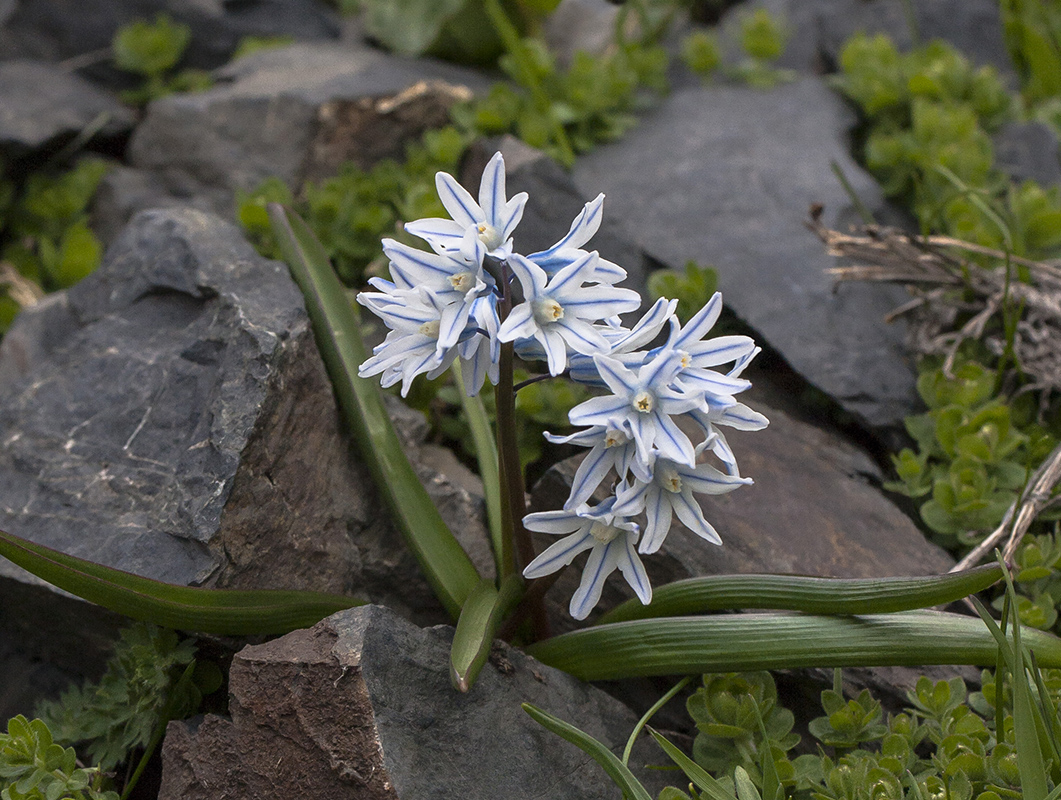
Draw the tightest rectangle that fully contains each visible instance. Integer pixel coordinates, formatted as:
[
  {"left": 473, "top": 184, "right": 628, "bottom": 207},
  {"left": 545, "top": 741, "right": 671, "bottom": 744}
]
[{"left": 357, "top": 152, "right": 766, "bottom": 621}]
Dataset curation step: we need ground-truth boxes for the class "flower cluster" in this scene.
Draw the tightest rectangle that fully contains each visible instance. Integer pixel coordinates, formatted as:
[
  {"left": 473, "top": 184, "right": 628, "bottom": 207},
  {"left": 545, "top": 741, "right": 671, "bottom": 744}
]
[{"left": 358, "top": 152, "right": 767, "bottom": 619}]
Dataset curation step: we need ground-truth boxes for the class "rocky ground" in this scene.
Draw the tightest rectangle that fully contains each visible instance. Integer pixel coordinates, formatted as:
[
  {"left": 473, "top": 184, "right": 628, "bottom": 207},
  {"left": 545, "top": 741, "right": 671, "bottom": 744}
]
[{"left": 0, "top": 0, "right": 1057, "bottom": 797}]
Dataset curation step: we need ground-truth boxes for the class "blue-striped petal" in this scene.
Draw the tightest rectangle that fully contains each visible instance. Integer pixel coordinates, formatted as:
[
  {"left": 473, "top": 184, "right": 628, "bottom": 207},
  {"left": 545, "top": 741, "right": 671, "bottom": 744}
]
[
  {"left": 617, "top": 534, "right": 652, "bottom": 605},
  {"left": 436, "top": 171, "right": 482, "bottom": 228},
  {"left": 523, "top": 531, "right": 595, "bottom": 579},
  {"left": 672, "top": 490, "right": 722, "bottom": 545}
]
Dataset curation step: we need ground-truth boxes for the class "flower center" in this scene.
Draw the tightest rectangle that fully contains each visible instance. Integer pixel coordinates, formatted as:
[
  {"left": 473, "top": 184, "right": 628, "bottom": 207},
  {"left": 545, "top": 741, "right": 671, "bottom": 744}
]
[
  {"left": 589, "top": 521, "right": 620, "bottom": 543},
  {"left": 678, "top": 349, "right": 692, "bottom": 369},
  {"left": 661, "top": 468, "right": 682, "bottom": 493},
  {"left": 476, "top": 222, "right": 503, "bottom": 251},
  {"left": 632, "top": 390, "right": 654, "bottom": 413},
  {"left": 604, "top": 429, "right": 628, "bottom": 448},
  {"left": 449, "top": 271, "right": 475, "bottom": 293},
  {"left": 418, "top": 320, "right": 441, "bottom": 338},
  {"left": 534, "top": 298, "right": 565, "bottom": 325}
]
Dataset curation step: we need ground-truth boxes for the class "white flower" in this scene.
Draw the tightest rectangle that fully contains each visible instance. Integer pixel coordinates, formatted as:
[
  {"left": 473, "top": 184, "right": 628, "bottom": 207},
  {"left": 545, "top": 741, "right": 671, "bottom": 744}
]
[
  {"left": 544, "top": 422, "right": 651, "bottom": 510},
  {"left": 666, "top": 292, "right": 757, "bottom": 406},
  {"left": 404, "top": 152, "right": 528, "bottom": 262},
  {"left": 615, "top": 452, "right": 752, "bottom": 554},
  {"left": 522, "top": 500, "right": 650, "bottom": 620},
  {"left": 498, "top": 252, "right": 641, "bottom": 376},
  {"left": 357, "top": 289, "right": 460, "bottom": 396},
  {"left": 569, "top": 349, "right": 702, "bottom": 467},
  {"left": 526, "top": 193, "right": 626, "bottom": 283},
  {"left": 568, "top": 297, "right": 678, "bottom": 386}
]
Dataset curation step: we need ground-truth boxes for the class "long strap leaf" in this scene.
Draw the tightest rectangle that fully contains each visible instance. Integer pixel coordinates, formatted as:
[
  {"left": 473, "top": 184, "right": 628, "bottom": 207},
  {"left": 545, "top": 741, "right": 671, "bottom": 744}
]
[
  {"left": 268, "top": 204, "right": 480, "bottom": 618},
  {"left": 0, "top": 527, "right": 363, "bottom": 634},
  {"left": 450, "top": 575, "right": 522, "bottom": 692},
  {"left": 522, "top": 703, "right": 653, "bottom": 800},
  {"left": 526, "top": 611, "right": 1061, "bottom": 680},
  {"left": 596, "top": 565, "right": 1003, "bottom": 624}
]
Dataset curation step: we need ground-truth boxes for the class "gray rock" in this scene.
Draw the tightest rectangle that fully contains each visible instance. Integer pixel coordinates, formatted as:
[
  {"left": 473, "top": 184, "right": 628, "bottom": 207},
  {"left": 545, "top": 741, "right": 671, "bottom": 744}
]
[
  {"left": 466, "top": 136, "right": 650, "bottom": 295},
  {"left": 572, "top": 78, "right": 918, "bottom": 430},
  {"left": 0, "top": 60, "right": 135, "bottom": 160},
  {"left": 1, "top": 0, "right": 339, "bottom": 78},
  {"left": 721, "top": 0, "right": 1014, "bottom": 78},
  {"left": 0, "top": 207, "right": 492, "bottom": 632},
  {"left": 994, "top": 121, "right": 1061, "bottom": 187},
  {"left": 159, "top": 604, "right": 670, "bottom": 800},
  {"left": 542, "top": 0, "right": 621, "bottom": 65},
  {"left": 127, "top": 42, "right": 490, "bottom": 214},
  {"left": 532, "top": 390, "right": 954, "bottom": 630}
]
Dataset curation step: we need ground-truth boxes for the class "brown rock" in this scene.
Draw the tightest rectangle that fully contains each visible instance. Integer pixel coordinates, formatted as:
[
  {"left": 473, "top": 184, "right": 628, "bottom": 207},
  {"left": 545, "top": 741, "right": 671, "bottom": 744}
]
[
  {"left": 532, "top": 398, "right": 953, "bottom": 625},
  {"left": 159, "top": 605, "right": 669, "bottom": 800}
]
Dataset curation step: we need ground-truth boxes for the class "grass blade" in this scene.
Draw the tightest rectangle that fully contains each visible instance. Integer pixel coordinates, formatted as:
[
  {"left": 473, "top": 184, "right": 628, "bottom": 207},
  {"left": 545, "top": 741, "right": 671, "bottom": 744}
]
[
  {"left": 647, "top": 727, "right": 736, "bottom": 800},
  {"left": 0, "top": 527, "right": 363, "bottom": 634},
  {"left": 450, "top": 575, "right": 522, "bottom": 692},
  {"left": 596, "top": 566, "right": 1003, "bottom": 624},
  {"left": 1004, "top": 564, "right": 1050, "bottom": 800},
  {"left": 526, "top": 611, "right": 1061, "bottom": 680},
  {"left": 451, "top": 364, "right": 504, "bottom": 576},
  {"left": 522, "top": 703, "right": 653, "bottom": 800},
  {"left": 268, "top": 204, "right": 479, "bottom": 618}
]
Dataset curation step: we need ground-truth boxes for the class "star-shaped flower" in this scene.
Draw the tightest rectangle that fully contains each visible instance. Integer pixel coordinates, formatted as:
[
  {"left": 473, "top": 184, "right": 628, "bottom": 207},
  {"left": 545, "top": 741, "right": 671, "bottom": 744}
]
[
  {"left": 568, "top": 349, "right": 702, "bottom": 467},
  {"left": 545, "top": 421, "right": 651, "bottom": 510},
  {"left": 357, "top": 289, "right": 460, "bottom": 396},
  {"left": 526, "top": 193, "right": 626, "bottom": 283},
  {"left": 615, "top": 453, "right": 752, "bottom": 554},
  {"left": 522, "top": 500, "right": 650, "bottom": 620},
  {"left": 404, "top": 152, "right": 528, "bottom": 262},
  {"left": 666, "top": 292, "right": 757, "bottom": 406},
  {"left": 498, "top": 252, "right": 641, "bottom": 376}
]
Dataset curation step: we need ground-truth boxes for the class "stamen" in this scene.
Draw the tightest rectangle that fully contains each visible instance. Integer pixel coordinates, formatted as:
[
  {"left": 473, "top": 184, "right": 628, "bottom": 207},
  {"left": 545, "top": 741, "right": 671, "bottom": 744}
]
[
  {"left": 604, "top": 429, "right": 628, "bottom": 448},
  {"left": 661, "top": 468, "right": 682, "bottom": 493},
  {"left": 678, "top": 349, "right": 692, "bottom": 369},
  {"left": 449, "top": 271, "right": 475, "bottom": 293},
  {"left": 477, "top": 222, "right": 503, "bottom": 251},
  {"left": 632, "top": 390, "right": 654, "bottom": 413},
  {"left": 589, "top": 521, "right": 619, "bottom": 543},
  {"left": 418, "top": 320, "right": 441, "bottom": 338},
  {"left": 534, "top": 299, "right": 565, "bottom": 324}
]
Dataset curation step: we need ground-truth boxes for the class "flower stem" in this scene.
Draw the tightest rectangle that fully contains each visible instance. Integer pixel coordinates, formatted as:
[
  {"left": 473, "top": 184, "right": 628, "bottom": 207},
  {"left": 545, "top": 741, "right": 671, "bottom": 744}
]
[{"left": 494, "top": 260, "right": 550, "bottom": 640}]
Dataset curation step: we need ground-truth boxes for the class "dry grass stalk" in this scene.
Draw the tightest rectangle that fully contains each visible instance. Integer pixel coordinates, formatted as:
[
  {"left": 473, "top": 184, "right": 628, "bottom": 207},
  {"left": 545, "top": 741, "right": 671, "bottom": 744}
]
[{"left": 808, "top": 213, "right": 1061, "bottom": 410}]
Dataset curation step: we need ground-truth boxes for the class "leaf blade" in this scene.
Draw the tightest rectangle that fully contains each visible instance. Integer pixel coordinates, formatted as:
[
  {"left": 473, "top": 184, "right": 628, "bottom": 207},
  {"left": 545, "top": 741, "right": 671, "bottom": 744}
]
[
  {"left": 268, "top": 203, "right": 480, "bottom": 619},
  {"left": 0, "top": 527, "right": 363, "bottom": 634},
  {"left": 596, "top": 566, "right": 1003, "bottom": 624}
]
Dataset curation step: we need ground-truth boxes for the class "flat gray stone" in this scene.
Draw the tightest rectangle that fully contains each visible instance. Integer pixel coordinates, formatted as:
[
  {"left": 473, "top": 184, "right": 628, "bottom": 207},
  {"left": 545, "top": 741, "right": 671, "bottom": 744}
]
[
  {"left": 532, "top": 388, "right": 954, "bottom": 630},
  {"left": 127, "top": 42, "right": 490, "bottom": 210},
  {"left": 994, "top": 121, "right": 1061, "bottom": 187},
  {"left": 721, "top": 0, "right": 1014, "bottom": 78},
  {"left": 0, "top": 60, "right": 134, "bottom": 159},
  {"left": 159, "top": 604, "right": 670, "bottom": 800},
  {"left": 1, "top": 0, "right": 339, "bottom": 77},
  {"left": 572, "top": 78, "right": 918, "bottom": 430},
  {"left": 0, "top": 207, "right": 491, "bottom": 627}
]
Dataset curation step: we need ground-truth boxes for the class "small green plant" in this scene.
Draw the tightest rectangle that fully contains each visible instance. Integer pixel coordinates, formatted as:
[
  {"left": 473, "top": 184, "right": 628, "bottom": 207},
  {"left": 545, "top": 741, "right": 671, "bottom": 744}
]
[
  {"left": 885, "top": 358, "right": 1057, "bottom": 547},
  {"left": 681, "top": 30, "right": 722, "bottom": 79},
  {"left": 647, "top": 261, "right": 719, "bottom": 324},
  {"left": 112, "top": 15, "right": 212, "bottom": 105},
  {"left": 0, "top": 157, "right": 111, "bottom": 334},
  {"left": 35, "top": 624, "right": 209, "bottom": 773},
  {"left": 0, "top": 716, "right": 117, "bottom": 800},
  {"left": 451, "top": 34, "right": 668, "bottom": 166},
  {"left": 681, "top": 9, "right": 794, "bottom": 89},
  {"left": 238, "top": 126, "right": 469, "bottom": 285}
]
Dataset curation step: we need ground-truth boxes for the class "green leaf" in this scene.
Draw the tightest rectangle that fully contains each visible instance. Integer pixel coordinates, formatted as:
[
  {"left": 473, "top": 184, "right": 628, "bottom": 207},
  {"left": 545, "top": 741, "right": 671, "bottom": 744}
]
[
  {"left": 526, "top": 611, "right": 1061, "bottom": 681},
  {"left": 112, "top": 15, "right": 191, "bottom": 77},
  {"left": 522, "top": 703, "right": 653, "bottom": 800},
  {"left": 267, "top": 203, "right": 480, "bottom": 619},
  {"left": 450, "top": 576, "right": 522, "bottom": 692},
  {"left": 0, "top": 527, "right": 363, "bottom": 634},
  {"left": 362, "top": 0, "right": 468, "bottom": 56},
  {"left": 451, "top": 364, "right": 504, "bottom": 575},
  {"left": 648, "top": 727, "right": 736, "bottom": 800},
  {"left": 595, "top": 566, "right": 1002, "bottom": 624}
]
